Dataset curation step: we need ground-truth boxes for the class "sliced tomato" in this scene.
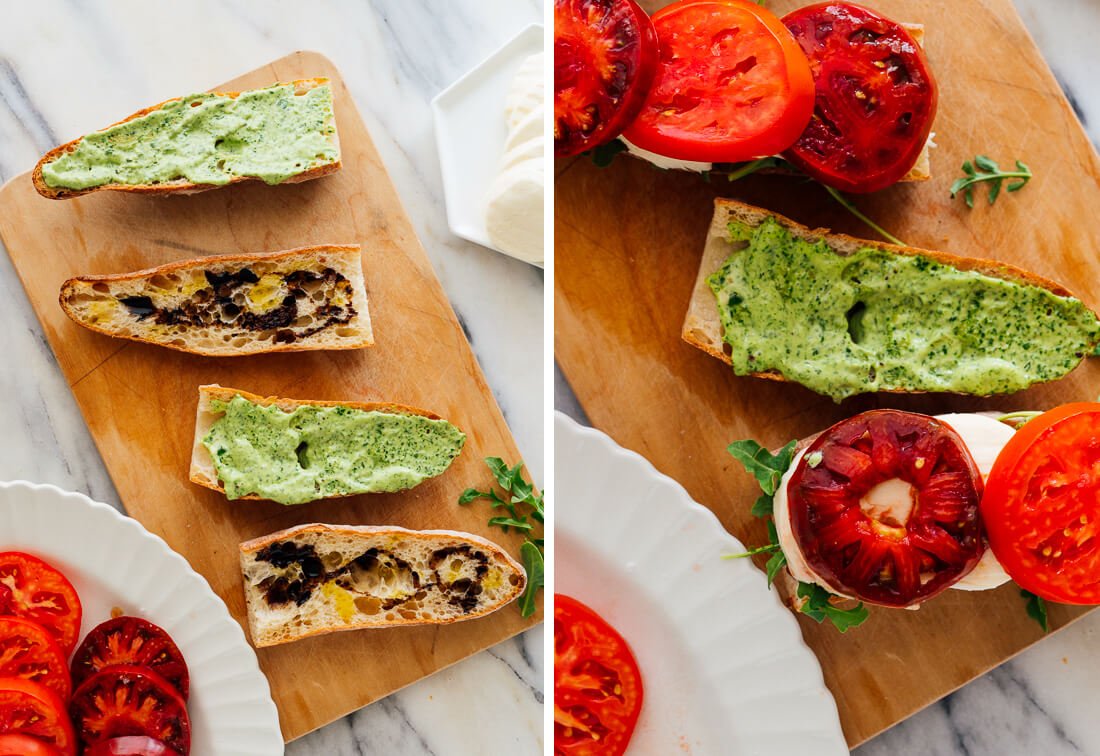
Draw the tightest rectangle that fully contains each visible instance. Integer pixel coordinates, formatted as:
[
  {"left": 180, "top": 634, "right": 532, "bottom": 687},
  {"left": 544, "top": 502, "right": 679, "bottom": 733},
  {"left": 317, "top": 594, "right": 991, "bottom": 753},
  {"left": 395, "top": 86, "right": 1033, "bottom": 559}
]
[
  {"left": 0, "top": 733, "right": 61, "bottom": 755},
  {"left": 0, "top": 617, "right": 71, "bottom": 702},
  {"left": 983, "top": 403, "right": 1100, "bottom": 605},
  {"left": 70, "top": 667, "right": 190, "bottom": 755},
  {"left": 554, "top": 594, "right": 642, "bottom": 756},
  {"left": 621, "top": 0, "right": 814, "bottom": 163},
  {"left": 781, "top": 2, "right": 938, "bottom": 193},
  {"left": 84, "top": 736, "right": 180, "bottom": 756},
  {"left": 0, "top": 678, "right": 75, "bottom": 756},
  {"left": 554, "top": 0, "right": 659, "bottom": 157},
  {"left": 787, "top": 410, "right": 984, "bottom": 607},
  {"left": 0, "top": 553, "right": 82, "bottom": 656},
  {"left": 71, "top": 618, "right": 188, "bottom": 700}
]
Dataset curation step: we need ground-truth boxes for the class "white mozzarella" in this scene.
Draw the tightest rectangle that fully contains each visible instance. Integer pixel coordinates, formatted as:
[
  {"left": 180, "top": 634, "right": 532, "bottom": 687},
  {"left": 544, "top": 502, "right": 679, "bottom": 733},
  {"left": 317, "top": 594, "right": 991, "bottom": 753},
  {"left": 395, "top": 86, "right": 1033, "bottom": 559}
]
[{"left": 620, "top": 137, "right": 714, "bottom": 173}]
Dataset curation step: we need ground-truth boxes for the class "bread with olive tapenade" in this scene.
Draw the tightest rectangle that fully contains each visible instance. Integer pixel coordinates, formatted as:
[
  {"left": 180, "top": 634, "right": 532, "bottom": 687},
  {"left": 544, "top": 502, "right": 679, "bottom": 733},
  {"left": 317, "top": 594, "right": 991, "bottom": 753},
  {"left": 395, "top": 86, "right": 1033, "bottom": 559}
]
[
  {"left": 682, "top": 199, "right": 1100, "bottom": 401},
  {"left": 33, "top": 78, "right": 340, "bottom": 199},
  {"left": 239, "top": 523, "right": 526, "bottom": 647},
  {"left": 60, "top": 245, "right": 371, "bottom": 356},
  {"left": 190, "top": 385, "right": 465, "bottom": 504}
]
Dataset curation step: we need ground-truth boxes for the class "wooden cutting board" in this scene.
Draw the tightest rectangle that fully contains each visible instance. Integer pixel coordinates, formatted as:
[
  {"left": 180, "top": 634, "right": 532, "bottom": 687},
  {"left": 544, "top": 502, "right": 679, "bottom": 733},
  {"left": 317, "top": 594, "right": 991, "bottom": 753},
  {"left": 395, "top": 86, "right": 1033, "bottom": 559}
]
[
  {"left": 0, "top": 51, "right": 540, "bottom": 743},
  {"left": 556, "top": 0, "right": 1100, "bottom": 747}
]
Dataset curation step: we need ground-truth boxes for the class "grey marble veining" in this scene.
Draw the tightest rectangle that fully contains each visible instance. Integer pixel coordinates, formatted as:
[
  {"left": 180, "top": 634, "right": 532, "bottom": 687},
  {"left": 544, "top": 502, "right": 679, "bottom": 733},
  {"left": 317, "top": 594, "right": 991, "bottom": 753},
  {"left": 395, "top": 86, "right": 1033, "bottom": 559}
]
[
  {"left": 556, "top": 1, "right": 1100, "bottom": 754},
  {"left": 0, "top": 1, "right": 543, "bottom": 754}
]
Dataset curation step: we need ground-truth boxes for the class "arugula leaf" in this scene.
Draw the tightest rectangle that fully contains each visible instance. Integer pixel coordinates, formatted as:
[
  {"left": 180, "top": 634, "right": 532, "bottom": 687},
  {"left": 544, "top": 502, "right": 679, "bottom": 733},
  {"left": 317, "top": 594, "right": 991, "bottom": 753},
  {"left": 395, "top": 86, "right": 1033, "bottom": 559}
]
[
  {"left": 518, "top": 541, "right": 544, "bottom": 618},
  {"left": 765, "top": 550, "right": 787, "bottom": 587},
  {"left": 723, "top": 542, "right": 781, "bottom": 559},
  {"left": 796, "top": 582, "right": 870, "bottom": 632},
  {"left": 727, "top": 439, "right": 798, "bottom": 497},
  {"left": 750, "top": 493, "right": 774, "bottom": 518},
  {"left": 822, "top": 185, "right": 906, "bottom": 246},
  {"left": 488, "top": 516, "right": 533, "bottom": 532},
  {"left": 721, "top": 156, "right": 785, "bottom": 181},
  {"left": 589, "top": 139, "right": 628, "bottom": 168},
  {"left": 458, "top": 487, "right": 505, "bottom": 506},
  {"left": 1022, "top": 589, "right": 1049, "bottom": 633},
  {"left": 950, "top": 155, "right": 1032, "bottom": 208}
]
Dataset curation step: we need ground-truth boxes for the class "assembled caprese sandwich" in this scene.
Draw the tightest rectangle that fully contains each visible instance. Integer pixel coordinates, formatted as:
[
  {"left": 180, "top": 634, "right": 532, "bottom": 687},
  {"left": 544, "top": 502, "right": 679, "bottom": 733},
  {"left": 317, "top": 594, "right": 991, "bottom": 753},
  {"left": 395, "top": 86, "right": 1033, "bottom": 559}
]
[{"left": 730, "top": 403, "right": 1100, "bottom": 631}]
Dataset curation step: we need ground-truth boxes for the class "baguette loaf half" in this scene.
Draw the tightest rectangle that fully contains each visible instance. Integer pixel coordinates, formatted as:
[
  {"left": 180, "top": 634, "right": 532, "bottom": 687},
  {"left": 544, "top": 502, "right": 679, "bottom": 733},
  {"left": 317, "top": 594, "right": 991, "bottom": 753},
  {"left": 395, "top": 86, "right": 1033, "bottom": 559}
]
[
  {"left": 191, "top": 385, "right": 465, "bottom": 504},
  {"left": 33, "top": 78, "right": 340, "bottom": 199},
  {"left": 683, "top": 199, "right": 1100, "bottom": 400},
  {"left": 61, "top": 245, "right": 372, "bottom": 356},
  {"left": 239, "top": 523, "right": 526, "bottom": 647}
]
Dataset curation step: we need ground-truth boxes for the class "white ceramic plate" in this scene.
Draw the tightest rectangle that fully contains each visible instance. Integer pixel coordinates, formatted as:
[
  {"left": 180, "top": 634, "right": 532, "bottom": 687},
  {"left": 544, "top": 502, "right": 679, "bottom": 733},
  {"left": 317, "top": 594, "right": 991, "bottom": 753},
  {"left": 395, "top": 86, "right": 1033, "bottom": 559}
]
[
  {"left": 0, "top": 481, "right": 283, "bottom": 755},
  {"left": 431, "top": 23, "right": 543, "bottom": 265},
  {"left": 555, "top": 414, "right": 848, "bottom": 756}
]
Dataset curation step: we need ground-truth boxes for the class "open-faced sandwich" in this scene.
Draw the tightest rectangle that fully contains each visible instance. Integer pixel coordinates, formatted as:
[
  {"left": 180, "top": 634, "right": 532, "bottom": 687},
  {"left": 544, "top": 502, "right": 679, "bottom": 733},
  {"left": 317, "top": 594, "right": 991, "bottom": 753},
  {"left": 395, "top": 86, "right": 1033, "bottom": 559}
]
[{"left": 729, "top": 403, "right": 1100, "bottom": 630}]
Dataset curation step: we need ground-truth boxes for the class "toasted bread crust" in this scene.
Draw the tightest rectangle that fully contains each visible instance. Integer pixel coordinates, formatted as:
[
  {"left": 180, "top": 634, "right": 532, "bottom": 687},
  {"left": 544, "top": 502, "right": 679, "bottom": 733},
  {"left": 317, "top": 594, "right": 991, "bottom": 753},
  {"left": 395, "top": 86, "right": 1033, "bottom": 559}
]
[
  {"left": 189, "top": 385, "right": 451, "bottom": 500},
  {"left": 59, "top": 244, "right": 372, "bottom": 356},
  {"left": 33, "top": 78, "right": 340, "bottom": 200},
  {"left": 239, "top": 523, "right": 526, "bottom": 646},
  {"left": 682, "top": 198, "right": 1096, "bottom": 388}
]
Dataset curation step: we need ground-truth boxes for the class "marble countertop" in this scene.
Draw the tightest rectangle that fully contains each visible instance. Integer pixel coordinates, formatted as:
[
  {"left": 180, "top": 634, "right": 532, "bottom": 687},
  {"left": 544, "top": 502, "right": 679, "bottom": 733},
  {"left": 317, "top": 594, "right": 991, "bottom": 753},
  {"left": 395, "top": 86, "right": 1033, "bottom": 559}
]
[
  {"left": 0, "top": 1, "right": 543, "bottom": 754},
  {"left": 556, "top": 2, "right": 1100, "bottom": 754}
]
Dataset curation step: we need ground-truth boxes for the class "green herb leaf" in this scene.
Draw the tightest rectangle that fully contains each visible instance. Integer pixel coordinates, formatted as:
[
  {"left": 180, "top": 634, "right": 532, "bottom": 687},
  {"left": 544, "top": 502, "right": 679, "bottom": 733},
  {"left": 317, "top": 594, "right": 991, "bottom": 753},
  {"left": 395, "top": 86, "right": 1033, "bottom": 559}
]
[
  {"left": 765, "top": 550, "right": 787, "bottom": 587},
  {"left": 750, "top": 493, "right": 774, "bottom": 518},
  {"left": 721, "top": 156, "right": 784, "bottom": 182},
  {"left": 728, "top": 439, "right": 798, "bottom": 496},
  {"left": 518, "top": 540, "right": 544, "bottom": 618},
  {"left": 950, "top": 155, "right": 1032, "bottom": 208},
  {"left": 485, "top": 457, "right": 513, "bottom": 490},
  {"left": 823, "top": 185, "right": 906, "bottom": 246},
  {"left": 797, "top": 582, "right": 870, "bottom": 632},
  {"left": 458, "top": 488, "right": 486, "bottom": 505},
  {"left": 589, "top": 139, "right": 628, "bottom": 168},
  {"left": 488, "top": 516, "right": 533, "bottom": 532},
  {"left": 1022, "top": 589, "right": 1049, "bottom": 632},
  {"left": 722, "top": 542, "right": 781, "bottom": 560}
]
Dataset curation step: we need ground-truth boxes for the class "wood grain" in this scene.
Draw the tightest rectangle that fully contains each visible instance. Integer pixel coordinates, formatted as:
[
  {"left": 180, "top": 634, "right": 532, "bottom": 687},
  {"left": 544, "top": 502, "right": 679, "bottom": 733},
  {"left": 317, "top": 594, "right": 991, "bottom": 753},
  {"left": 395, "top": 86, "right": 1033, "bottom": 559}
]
[
  {"left": 0, "top": 51, "right": 540, "bottom": 743},
  {"left": 556, "top": 0, "right": 1100, "bottom": 747}
]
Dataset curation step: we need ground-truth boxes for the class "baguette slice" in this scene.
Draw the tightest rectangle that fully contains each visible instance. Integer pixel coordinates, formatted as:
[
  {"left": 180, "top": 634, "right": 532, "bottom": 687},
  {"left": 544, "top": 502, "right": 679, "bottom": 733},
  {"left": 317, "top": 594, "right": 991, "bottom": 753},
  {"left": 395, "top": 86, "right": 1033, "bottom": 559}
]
[
  {"left": 33, "top": 78, "right": 340, "bottom": 199},
  {"left": 60, "top": 245, "right": 372, "bottom": 356},
  {"left": 190, "top": 385, "right": 464, "bottom": 503},
  {"left": 683, "top": 199, "right": 1100, "bottom": 398},
  {"left": 240, "top": 523, "right": 526, "bottom": 647}
]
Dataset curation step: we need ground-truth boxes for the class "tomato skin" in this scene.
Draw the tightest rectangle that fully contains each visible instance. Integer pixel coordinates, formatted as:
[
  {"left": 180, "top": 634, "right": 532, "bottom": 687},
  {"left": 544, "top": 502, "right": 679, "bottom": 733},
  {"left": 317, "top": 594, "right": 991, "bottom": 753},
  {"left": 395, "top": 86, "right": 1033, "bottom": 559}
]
[
  {"left": 622, "top": 0, "right": 814, "bottom": 163},
  {"left": 70, "top": 667, "right": 190, "bottom": 755},
  {"left": 983, "top": 403, "right": 1100, "bottom": 605},
  {"left": 0, "top": 733, "right": 62, "bottom": 756},
  {"left": 0, "top": 678, "right": 75, "bottom": 756},
  {"left": 0, "top": 616, "right": 71, "bottom": 702},
  {"left": 84, "top": 736, "right": 180, "bottom": 756},
  {"left": 554, "top": 594, "right": 643, "bottom": 756},
  {"left": 71, "top": 617, "right": 189, "bottom": 700},
  {"left": 554, "top": 0, "right": 659, "bottom": 157},
  {"left": 781, "top": 2, "right": 938, "bottom": 193},
  {"left": 0, "top": 553, "right": 82, "bottom": 656}
]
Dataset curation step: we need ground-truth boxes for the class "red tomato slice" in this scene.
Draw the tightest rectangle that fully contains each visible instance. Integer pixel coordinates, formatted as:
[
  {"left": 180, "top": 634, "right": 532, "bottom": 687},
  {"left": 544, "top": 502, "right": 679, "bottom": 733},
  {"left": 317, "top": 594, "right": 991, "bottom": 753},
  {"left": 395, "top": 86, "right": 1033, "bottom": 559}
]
[
  {"left": 0, "top": 553, "right": 82, "bottom": 656},
  {"left": 554, "top": 594, "right": 643, "bottom": 756},
  {"left": 0, "top": 733, "right": 62, "bottom": 756},
  {"left": 70, "top": 667, "right": 190, "bottom": 755},
  {"left": 787, "top": 410, "right": 985, "bottom": 607},
  {"left": 84, "top": 736, "right": 180, "bottom": 756},
  {"left": 71, "top": 617, "right": 189, "bottom": 700},
  {"left": 983, "top": 403, "right": 1100, "bottom": 605},
  {"left": 781, "top": 2, "right": 938, "bottom": 193},
  {"left": 0, "top": 678, "right": 75, "bottom": 756},
  {"left": 621, "top": 0, "right": 814, "bottom": 163},
  {"left": 0, "top": 616, "right": 71, "bottom": 702},
  {"left": 555, "top": 0, "right": 659, "bottom": 157}
]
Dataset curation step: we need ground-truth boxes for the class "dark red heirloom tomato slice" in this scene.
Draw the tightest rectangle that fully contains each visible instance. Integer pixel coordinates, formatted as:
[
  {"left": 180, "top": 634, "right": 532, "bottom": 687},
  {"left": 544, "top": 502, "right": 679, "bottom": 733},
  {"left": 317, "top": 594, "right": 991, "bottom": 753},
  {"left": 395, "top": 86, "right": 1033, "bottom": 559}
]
[
  {"left": 70, "top": 667, "right": 190, "bottom": 755},
  {"left": 85, "top": 736, "right": 180, "bottom": 756},
  {"left": 554, "top": 594, "right": 643, "bottom": 756},
  {"left": 983, "top": 403, "right": 1100, "bottom": 605},
  {"left": 554, "top": 0, "right": 659, "bottom": 157},
  {"left": 781, "top": 2, "right": 938, "bottom": 193},
  {"left": 0, "top": 678, "right": 75, "bottom": 756},
  {"left": 0, "top": 616, "right": 72, "bottom": 702},
  {"left": 71, "top": 617, "right": 189, "bottom": 700},
  {"left": 622, "top": 0, "right": 814, "bottom": 163},
  {"left": 0, "top": 553, "right": 82, "bottom": 656},
  {"left": 787, "top": 410, "right": 984, "bottom": 607},
  {"left": 0, "top": 733, "right": 62, "bottom": 755}
]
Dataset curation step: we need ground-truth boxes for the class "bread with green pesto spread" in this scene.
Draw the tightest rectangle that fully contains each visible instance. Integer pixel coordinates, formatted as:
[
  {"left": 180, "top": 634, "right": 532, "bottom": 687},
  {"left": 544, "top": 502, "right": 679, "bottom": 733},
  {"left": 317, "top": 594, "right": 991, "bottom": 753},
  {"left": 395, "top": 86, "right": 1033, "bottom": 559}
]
[
  {"left": 60, "top": 245, "right": 371, "bottom": 356},
  {"left": 240, "top": 523, "right": 526, "bottom": 647},
  {"left": 33, "top": 78, "right": 340, "bottom": 199},
  {"left": 190, "top": 385, "right": 465, "bottom": 505},
  {"left": 683, "top": 199, "right": 1100, "bottom": 401}
]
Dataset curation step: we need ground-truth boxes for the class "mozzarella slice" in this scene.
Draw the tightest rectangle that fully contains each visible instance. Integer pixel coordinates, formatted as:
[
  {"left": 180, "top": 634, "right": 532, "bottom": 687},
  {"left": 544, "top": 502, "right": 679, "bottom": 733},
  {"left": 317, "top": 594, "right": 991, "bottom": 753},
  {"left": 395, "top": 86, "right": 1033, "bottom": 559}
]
[{"left": 620, "top": 137, "right": 713, "bottom": 173}]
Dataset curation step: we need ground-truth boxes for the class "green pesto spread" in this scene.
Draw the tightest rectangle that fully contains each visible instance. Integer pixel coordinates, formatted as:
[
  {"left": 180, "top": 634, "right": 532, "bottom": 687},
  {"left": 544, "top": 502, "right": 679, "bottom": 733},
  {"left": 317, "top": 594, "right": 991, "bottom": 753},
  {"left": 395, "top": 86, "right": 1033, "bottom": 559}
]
[
  {"left": 202, "top": 395, "right": 465, "bottom": 505},
  {"left": 42, "top": 83, "right": 338, "bottom": 190},
  {"left": 708, "top": 218, "right": 1100, "bottom": 402}
]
